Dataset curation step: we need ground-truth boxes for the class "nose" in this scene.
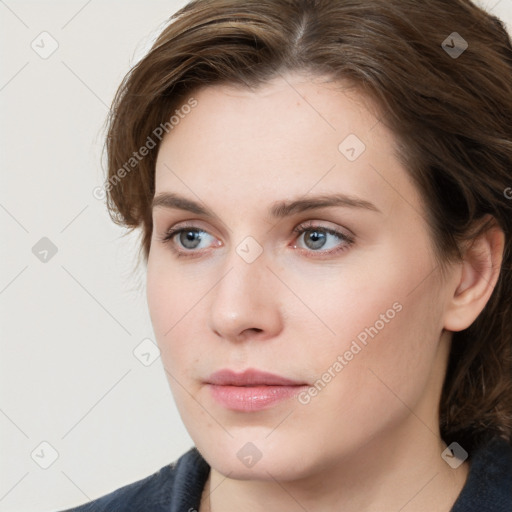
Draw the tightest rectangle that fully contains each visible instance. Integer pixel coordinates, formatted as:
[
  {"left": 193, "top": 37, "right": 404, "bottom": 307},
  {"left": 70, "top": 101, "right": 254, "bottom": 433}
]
[{"left": 207, "top": 246, "right": 283, "bottom": 343}]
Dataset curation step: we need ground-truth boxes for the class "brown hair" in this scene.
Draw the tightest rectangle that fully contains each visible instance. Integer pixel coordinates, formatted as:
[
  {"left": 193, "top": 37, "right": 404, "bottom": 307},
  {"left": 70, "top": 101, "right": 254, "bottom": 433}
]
[{"left": 103, "top": 0, "right": 512, "bottom": 452}]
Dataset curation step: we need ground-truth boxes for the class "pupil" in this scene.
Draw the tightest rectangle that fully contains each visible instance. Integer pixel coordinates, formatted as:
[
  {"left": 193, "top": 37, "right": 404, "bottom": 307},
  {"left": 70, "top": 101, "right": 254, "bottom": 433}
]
[
  {"left": 307, "top": 230, "right": 325, "bottom": 249},
  {"left": 181, "top": 230, "right": 200, "bottom": 248}
]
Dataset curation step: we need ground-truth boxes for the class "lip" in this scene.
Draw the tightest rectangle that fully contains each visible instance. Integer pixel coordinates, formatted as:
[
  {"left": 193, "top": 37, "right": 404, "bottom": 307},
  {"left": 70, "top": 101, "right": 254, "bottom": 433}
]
[
  {"left": 207, "top": 368, "right": 305, "bottom": 386},
  {"left": 206, "top": 369, "right": 309, "bottom": 412}
]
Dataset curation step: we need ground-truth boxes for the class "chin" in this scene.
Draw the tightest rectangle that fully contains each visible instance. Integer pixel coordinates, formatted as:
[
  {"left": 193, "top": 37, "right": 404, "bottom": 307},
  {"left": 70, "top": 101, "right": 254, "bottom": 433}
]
[{"left": 191, "top": 426, "right": 321, "bottom": 481}]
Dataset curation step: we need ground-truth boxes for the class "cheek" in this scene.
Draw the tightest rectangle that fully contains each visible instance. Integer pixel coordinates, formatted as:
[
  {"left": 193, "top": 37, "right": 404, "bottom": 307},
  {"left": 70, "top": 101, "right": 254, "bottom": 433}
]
[
  {"left": 146, "top": 252, "right": 200, "bottom": 337},
  {"left": 147, "top": 253, "right": 245, "bottom": 419},
  {"left": 305, "top": 265, "right": 444, "bottom": 432},
  {"left": 298, "top": 238, "right": 444, "bottom": 401},
  {"left": 146, "top": 260, "right": 188, "bottom": 364}
]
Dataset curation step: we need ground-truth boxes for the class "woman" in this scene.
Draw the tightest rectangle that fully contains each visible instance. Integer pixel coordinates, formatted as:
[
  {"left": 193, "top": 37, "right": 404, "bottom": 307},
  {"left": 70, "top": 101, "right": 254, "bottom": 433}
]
[{"left": 62, "top": 0, "right": 512, "bottom": 510}]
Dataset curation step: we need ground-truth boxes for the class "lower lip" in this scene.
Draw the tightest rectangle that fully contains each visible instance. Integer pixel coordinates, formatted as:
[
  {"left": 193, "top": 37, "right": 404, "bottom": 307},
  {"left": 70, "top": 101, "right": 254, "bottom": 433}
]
[{"left": 208, "top": 384, "right": 308, "bottom": 412}]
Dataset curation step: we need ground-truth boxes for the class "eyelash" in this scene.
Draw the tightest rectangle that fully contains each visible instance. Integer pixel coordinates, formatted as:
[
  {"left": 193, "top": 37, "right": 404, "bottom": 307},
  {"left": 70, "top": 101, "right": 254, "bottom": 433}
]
[{"left": 158, "top": 221, "right": 354, "bottom": 259}]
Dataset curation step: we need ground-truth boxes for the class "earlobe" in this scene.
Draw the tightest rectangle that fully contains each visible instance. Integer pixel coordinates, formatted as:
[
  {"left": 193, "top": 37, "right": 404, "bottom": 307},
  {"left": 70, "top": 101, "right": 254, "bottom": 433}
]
[{"left": 443, "top": 218, "right": 505, "bottom": 332}]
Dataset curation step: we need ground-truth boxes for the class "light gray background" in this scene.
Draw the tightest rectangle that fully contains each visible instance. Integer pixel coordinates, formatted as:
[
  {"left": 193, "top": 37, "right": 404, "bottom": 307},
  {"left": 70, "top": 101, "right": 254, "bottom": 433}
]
[{"left": 1, "top": 1, "right": 511, "bottom": 510}]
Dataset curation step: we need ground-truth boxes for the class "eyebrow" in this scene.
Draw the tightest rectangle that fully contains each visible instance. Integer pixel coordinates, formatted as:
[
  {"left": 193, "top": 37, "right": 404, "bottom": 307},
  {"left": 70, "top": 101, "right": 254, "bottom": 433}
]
[{"left": 151, "top": 192, "right": 381, "bottom": 218}]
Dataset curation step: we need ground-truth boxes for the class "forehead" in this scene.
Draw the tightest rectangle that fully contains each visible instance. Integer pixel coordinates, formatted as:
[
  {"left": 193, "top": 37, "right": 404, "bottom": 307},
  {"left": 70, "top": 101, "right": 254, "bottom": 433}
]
[
  {"left": 176, "top": 74, "right": 382, "bottom": 147},
  {"left": 153, "top": 73, "right": 420, "bottom": 220}
]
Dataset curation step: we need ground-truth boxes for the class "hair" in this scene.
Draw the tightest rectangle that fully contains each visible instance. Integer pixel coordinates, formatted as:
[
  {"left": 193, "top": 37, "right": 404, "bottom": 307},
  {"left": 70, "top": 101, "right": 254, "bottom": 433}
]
[{"left": 103, "top": 0, "right": 512, "bottom": 452}]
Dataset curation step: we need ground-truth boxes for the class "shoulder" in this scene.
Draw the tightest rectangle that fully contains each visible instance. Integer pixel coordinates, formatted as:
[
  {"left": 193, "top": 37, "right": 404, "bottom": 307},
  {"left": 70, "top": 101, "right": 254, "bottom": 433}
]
[
  {"left": 58, "top": 447, "right": 210, "bottom": 512},
  {"left": 451, "top": 437, "right": 512, "bottom": 512}
]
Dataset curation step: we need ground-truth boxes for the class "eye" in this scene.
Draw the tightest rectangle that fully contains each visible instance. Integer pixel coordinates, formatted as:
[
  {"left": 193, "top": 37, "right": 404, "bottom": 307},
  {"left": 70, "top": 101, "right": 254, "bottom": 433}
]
[
  {"left": 292, "top": 222, "right": 354, "bottom": 256},
  {"left": 158, "top": 224, "right": 220, "bottom": 257},
  {"left": 157, "top": 221, "right": 354, "bottom": 258}
]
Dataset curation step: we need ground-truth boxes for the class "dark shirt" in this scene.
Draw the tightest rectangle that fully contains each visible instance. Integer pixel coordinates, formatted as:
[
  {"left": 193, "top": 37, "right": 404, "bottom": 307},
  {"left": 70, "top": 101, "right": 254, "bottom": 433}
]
[{"left": 61, "top": 437, "right": 512, "bottom": 512}]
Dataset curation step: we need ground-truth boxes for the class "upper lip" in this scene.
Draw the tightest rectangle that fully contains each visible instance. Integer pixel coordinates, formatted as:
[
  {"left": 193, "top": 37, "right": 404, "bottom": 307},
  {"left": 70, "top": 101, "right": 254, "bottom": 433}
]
[{"left": 207, "top": 369, "right": 305, "bottom": 386}]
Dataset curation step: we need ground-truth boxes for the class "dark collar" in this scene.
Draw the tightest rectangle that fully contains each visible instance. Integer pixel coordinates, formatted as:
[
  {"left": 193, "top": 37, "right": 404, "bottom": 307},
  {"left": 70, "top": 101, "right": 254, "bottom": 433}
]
[{"left": 451, "top": 437, "right": 512, "bottom": 511}]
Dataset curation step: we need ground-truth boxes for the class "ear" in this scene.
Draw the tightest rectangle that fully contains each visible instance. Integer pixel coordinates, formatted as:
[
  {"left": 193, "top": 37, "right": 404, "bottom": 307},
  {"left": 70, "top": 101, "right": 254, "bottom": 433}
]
[{"left": 443, "top": 217, "right": 505, "bottom": 332}]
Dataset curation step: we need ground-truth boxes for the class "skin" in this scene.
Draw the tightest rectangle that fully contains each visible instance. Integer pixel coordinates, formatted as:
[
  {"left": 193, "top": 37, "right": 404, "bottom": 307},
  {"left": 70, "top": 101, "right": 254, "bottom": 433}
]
[{"left": 146, "top": 72, "right": 504, "bottom": 512}]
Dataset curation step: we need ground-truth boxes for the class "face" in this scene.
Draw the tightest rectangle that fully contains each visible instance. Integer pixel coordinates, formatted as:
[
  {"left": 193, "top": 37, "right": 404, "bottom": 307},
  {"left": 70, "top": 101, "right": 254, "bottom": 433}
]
[{"left": 147, "top": 73, "right": 453, "bottom": 480}]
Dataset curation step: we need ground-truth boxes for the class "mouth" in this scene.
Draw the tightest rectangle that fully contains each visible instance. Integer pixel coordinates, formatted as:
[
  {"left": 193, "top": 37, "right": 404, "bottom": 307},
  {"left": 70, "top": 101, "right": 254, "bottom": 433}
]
[{"left": 205, "top": 368, "right": 309, "bottom": 412}]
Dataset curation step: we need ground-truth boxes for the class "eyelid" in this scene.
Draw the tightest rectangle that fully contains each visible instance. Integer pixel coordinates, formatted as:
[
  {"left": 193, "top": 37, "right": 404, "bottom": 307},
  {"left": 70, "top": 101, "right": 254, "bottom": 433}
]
[
  {"left": 158, "top": 219, "right": 219, "bottom": 241},
  {"left": 293, "top": 220, "right": 355, "bottom": 242}
]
